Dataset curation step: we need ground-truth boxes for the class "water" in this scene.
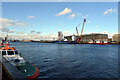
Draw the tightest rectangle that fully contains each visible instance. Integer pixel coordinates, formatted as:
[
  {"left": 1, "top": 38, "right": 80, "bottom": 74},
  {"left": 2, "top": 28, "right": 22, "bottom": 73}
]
[{"left": 9, "top": 42, "right": 118, "bottom": 78}]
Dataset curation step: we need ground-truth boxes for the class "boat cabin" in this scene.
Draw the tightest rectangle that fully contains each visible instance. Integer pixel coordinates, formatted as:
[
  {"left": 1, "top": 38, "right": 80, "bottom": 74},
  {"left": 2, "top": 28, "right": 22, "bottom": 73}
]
[
  {"left": 0, "top": 42, "right": 19, "bottom": 56},
  {"left": 1, "top": 49, "right": 19, "bottom": 56}
]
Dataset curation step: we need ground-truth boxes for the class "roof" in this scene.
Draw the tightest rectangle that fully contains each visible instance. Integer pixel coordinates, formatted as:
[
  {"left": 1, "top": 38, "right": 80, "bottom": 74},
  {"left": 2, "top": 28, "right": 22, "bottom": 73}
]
[{"left": 0, "top": 46, "right": 15, "bottom": 50}]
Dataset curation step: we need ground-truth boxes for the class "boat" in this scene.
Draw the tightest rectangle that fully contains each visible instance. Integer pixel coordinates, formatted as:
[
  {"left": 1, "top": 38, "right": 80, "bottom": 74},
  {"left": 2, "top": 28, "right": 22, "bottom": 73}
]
[
  {"left": 53, "top": 19, "right": 86, "bottom": 44},
  {"left": 86, "top": 39, "right": 97, "bottom": 44},
  {"left": 96, "top": 40, "right": 109, "bottom": 45},
  {"left": 87, "top": 42, "right": 96, "bottom": 44},
  {"left": 0, "top": 41, "right": 39, "bottom": 79},
  {"left": 53, "top": 31, "right": 77, "bottom": 44},
  {"left": 53, "top": 41, "right": 76, "bottom": 44},
  {"left": 87, "top": 40, "right": 109, "bottom": 45}
]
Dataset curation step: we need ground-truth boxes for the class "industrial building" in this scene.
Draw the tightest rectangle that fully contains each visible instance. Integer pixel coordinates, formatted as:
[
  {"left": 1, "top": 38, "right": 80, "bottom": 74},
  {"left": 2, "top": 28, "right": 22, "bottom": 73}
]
[
  {"left": 64, "top": 33, "right": 108, "bottom": 42},
  {"left": 57, "top": 31, "right": 64, "bottom": 41},
  {"left": 112, "top": 34, "right": 120, "bottom": 43}
]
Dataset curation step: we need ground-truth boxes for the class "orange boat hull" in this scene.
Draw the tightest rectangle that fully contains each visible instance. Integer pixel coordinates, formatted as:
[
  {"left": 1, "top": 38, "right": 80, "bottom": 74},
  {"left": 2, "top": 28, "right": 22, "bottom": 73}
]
[{"left": 27, "top": 64, "right": 39, "bottom": 80}]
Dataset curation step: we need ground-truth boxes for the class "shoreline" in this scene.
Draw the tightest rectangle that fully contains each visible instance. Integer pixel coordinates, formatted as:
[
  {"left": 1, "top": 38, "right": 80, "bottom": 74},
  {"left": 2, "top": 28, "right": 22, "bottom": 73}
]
[{"left": 11, "top": 41, "right": 120, "bottom": 45}]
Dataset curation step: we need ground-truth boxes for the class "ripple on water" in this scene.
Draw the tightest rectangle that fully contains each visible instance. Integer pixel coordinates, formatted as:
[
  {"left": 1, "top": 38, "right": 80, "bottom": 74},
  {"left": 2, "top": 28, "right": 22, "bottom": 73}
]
[{"left": 11, "top": 42, "right": 118, "bottom": 78}]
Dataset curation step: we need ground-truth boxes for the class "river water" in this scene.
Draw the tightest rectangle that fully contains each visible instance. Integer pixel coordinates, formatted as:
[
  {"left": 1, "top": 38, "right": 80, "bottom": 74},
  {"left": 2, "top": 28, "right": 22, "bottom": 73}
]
[{"left": 10, "top": 42, "right": 118, "bottom": 79}]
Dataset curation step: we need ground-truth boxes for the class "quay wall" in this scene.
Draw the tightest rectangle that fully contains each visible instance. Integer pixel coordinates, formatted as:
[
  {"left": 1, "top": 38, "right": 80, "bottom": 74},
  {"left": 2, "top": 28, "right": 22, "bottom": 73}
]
[{"left": 1, "top": 57, "right": 28, "bottom": 80}]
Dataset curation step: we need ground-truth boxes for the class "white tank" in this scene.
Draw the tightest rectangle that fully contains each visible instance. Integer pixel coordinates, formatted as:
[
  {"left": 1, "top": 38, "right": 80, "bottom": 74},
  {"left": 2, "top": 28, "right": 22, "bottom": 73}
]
[{"left": 72, "top": 35, "right": 76, "bottom": 41}]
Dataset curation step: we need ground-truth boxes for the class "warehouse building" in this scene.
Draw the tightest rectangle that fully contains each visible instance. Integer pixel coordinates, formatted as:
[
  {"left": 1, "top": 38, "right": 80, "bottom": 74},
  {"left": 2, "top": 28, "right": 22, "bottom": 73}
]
[
  {"left": 112, "top": 34, "right": 120, "bottom": 43},
  {"left": 64, "top": 33, "right": 108, "bottom": 42}
]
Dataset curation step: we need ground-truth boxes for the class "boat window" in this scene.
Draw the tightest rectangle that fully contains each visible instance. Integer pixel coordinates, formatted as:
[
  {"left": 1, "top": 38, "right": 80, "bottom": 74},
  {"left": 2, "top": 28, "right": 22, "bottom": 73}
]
[
  {"left": 2, "top": 51, "right": 6, "bottom": 55},
  {"left": 7, "top": 51, "right": 14, "bottom": 55},
  {"left": 15, "top": 50, "right": 18, "bottom": 54},
  {"left": 8, "top": 49, "right": 12, "bottom": 50}
]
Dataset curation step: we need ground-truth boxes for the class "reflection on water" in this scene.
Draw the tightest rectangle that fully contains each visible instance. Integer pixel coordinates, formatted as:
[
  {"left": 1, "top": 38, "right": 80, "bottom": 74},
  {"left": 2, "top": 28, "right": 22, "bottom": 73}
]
[{"left": 10, "top": 42, "right": 118, "bottom": 78}]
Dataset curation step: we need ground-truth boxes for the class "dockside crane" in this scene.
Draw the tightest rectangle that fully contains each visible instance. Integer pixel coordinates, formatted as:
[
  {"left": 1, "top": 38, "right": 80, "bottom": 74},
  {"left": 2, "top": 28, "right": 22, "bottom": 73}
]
[
  {"left": 76, "top": 24, "right": 80, "bottom": 38},
  {"left": 76, "top": 19, "right": 86, "bottom": 43}
]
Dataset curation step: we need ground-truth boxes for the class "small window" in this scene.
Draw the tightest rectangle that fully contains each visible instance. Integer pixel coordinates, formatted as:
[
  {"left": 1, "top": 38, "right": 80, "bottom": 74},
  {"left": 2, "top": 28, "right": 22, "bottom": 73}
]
[
  {"left": 2, "top": 51, "right": 6, "bottom": 55},
  {"left": 7, "top": 51, "right": 14, "bottom": 55},
  {"left": 15, "top": 51, "right": 18, "bottom": 54}
]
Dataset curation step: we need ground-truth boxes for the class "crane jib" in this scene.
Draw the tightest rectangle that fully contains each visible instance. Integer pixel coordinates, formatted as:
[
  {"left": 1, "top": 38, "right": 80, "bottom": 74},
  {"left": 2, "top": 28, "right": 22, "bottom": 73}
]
[{"left": 76, "top": 19, "right": 86, "bottom": 43}]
